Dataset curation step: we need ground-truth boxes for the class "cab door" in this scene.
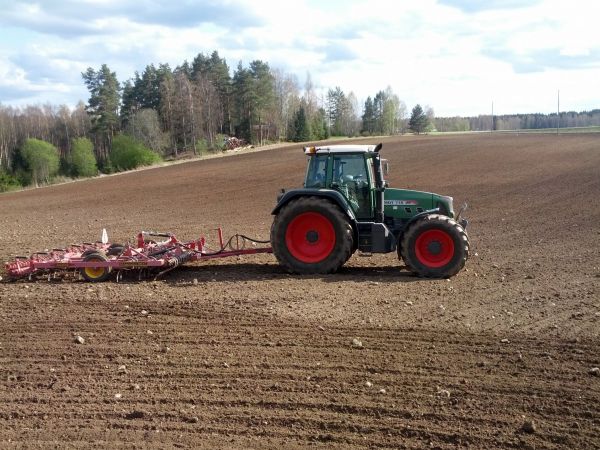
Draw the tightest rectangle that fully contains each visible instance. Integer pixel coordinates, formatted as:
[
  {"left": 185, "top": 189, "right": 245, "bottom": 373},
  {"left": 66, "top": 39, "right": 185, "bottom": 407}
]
[{"left": 331, "top": 154, "right": 373, "bottom": 219}]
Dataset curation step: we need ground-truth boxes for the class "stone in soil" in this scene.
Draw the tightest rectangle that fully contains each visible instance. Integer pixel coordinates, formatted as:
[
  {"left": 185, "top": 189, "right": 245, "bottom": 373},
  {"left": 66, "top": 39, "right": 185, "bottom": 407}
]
[{"left": 521, "top": 419, "right": 536, "bottom": 433}]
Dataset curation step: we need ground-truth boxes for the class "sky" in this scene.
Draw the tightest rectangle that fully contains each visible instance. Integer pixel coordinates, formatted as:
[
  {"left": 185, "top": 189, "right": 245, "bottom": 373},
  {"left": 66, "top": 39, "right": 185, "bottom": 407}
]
[{"left": 0, "top": 0, "right": 599, "bottom": 117}]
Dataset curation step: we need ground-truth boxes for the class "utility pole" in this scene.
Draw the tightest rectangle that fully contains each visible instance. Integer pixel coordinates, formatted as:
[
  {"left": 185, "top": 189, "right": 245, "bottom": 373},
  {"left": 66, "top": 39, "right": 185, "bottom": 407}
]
[
  {"left": 491, "top": 101, "right": 494, "bottom": 133},
  {"left": 557, "top": 90, "right": 560, "bottom": 135}
]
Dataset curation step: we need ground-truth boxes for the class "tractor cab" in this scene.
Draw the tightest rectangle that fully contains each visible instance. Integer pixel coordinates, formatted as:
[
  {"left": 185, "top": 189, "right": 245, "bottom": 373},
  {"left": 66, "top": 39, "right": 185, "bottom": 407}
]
[{"left": 304, "top": 145, "right": 380, "bottom": 219}]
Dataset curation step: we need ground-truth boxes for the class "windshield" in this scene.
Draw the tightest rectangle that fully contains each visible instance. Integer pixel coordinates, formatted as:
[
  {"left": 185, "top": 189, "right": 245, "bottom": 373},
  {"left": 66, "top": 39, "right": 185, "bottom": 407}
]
[{"left": 332, "top": 154, "right": 367, "bottom": 183}]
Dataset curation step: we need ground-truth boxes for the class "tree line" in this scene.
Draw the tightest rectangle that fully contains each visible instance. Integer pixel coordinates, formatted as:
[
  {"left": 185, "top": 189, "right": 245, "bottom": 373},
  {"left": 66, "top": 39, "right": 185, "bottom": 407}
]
[
  {"left": 0, "top": 50, "right": 412, "bottom": 191},
  {"left": 433, "top": 110, "right": 600, "bottom": 132}
]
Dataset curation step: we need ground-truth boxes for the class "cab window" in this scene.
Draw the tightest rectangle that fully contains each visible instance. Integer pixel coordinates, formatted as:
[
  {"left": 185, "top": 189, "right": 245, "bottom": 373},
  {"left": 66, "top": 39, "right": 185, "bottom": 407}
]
[{"left": 305, "top": 155, "right": 328, "bottom": 188}]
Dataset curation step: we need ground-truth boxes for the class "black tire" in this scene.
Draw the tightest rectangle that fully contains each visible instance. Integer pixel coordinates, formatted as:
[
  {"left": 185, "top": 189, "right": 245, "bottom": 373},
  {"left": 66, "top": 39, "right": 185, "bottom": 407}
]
[
  {"left": 80, "top": 252, "right": 111, "bottom": 282},
  {"left": 271, "top": 196, "right": 354, "bottom": 274},
  {"left": 400, "top": 214, "right": 469, "bottom": 278},
  {"left": 107, "top": 244, "right": 124, "bottom": 256}
]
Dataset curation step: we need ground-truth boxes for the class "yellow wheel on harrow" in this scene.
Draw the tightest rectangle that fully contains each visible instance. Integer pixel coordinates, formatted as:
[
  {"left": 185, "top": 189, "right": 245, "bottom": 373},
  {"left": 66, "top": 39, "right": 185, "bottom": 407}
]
[{"left": 81, "top": 252, "right": 111, "bottom": 282}]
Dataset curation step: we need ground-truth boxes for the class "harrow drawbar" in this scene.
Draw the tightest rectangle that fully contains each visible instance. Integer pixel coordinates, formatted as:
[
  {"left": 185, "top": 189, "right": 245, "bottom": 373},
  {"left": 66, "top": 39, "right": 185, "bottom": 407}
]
[{"left": 3, "top": 228, "right": 272, "bottom": 282}]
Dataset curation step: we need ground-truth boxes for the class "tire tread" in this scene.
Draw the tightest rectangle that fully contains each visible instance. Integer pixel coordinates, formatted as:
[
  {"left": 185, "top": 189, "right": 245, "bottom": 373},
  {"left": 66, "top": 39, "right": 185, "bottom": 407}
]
[
  {"left": 271, "top": 196, "right": 353, "bottom": 274},
  {"left": 400, "top": 214, "right": 469, "bottom": 278}
]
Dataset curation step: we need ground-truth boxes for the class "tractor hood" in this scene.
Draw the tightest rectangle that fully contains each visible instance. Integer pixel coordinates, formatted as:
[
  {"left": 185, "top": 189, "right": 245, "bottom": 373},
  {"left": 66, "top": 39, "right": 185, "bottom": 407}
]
[{"left": 383, "top": 189, "right": 454, "bottom": 219}]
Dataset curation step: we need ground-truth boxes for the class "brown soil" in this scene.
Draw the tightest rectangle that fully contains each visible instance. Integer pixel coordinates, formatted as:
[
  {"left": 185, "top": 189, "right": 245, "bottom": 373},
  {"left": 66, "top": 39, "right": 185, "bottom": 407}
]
[{"left": 1, "top": 133, "right": 599, "bottom": 448}]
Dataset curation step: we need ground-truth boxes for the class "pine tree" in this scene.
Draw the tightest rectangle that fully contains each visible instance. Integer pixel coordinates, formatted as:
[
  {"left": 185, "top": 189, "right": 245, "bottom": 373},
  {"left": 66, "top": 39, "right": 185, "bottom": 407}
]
[
  {"left": 190, "top": 51, "right": 232, "bottom": 136},
  {"left": 362, "top": 97, "right": 375, "bottom": 134},
  {"left": 292, "top": 105, "right": 310, "bottom": 142},
  {"left": 232, "top": 62, "right": 253, "bottom": 141},
  {"left": 231, "top": 60, "right": 276, "bottom": 144},
  {"left": 208, "top": 52, "right": 232, "bottom": 135},
  {"left": 310, "top": 107, "right": 329, "bottom": 140},
  {"left": 120, "top": 78, "right": 140, "bottom": 127},
  {"left": 249, "top": 60, "right": 275, "bottom": 145},
  {"left": 82, "top": 64, "right": 121, "bottom": 160},
  {"left": 408, "top": 104, "right": 429, "bottom": 134}
]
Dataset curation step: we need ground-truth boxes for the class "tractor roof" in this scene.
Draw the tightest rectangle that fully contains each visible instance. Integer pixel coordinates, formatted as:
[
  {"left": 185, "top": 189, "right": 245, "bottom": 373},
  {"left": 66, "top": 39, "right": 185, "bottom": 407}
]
[{"left": 304, "top": 144, "right": 380, "bottom": 155}]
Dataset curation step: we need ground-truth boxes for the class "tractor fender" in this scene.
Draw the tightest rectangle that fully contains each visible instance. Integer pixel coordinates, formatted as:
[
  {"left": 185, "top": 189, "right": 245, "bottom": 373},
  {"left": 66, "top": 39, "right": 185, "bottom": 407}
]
[
  {"left": 397, "top": 207, "right": 441, "bottom": 243},
  {"left": 405, "top": 207, "right": 441, "bottom": 227},
  {"left": 272, "top": 189, "right": 359, "bottom": 251},
  {"left": 272, "top": 189, "right": 357, "bottom": 222}
]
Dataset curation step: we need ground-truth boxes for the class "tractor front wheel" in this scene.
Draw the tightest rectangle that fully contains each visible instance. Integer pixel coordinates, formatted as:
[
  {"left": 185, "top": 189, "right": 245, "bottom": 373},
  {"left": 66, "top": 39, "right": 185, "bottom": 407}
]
[
  {"left": 80, "top": 252, "right": 111, "bottom": 282},
  {"left": 271, "top": 197, "right": 353, "bottom": 274},
  {"left": 400, "top": 214, "right": 469, "bottom": 278}
]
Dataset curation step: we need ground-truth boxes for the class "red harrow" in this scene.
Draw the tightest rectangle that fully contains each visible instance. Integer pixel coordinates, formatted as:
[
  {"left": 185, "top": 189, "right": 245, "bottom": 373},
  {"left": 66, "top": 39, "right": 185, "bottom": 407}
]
[{"left": 4, "top": 229, "right": 272, "bottom": 282}]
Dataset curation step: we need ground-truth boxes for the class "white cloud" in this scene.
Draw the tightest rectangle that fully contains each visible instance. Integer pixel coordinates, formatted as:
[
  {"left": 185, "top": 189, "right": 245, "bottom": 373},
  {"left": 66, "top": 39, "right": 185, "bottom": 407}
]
[{"left": 0, "top": 0, "right": 599, "bottom": 115}]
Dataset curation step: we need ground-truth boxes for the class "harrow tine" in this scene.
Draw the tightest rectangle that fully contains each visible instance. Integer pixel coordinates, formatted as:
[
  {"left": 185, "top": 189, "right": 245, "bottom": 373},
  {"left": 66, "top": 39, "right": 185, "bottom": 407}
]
[{"left": 154, "top": 266, "right": 176, "bottom": 280}]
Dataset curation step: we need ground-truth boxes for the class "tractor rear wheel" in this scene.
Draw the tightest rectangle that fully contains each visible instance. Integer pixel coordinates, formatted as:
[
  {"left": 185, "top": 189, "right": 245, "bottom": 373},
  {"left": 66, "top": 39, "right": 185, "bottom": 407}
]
[
  {"left": 271, "top": 196, "right": 354, "bottom": 274},
  {"left": 80, "top": 252, "right": 111, "bottom": 282},
  {"left": 400, "top": 214, "right": 469, "bottom": 278}
]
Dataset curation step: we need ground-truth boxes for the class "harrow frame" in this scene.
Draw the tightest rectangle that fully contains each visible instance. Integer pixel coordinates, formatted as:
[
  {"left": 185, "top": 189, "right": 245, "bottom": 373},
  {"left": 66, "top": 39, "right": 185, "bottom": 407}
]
[{"left": 4, "top": 228, "right": 273, "bottom": 282}]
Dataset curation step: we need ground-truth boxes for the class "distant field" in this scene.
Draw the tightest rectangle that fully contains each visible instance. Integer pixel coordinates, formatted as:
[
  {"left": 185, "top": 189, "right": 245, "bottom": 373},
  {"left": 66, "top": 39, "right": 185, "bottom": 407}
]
[
  {"left": 495, "top": 125, "right": 600, "bottom": 134},
  {"left": 430, "top": 125, "right": 600, "bottom": 135}
]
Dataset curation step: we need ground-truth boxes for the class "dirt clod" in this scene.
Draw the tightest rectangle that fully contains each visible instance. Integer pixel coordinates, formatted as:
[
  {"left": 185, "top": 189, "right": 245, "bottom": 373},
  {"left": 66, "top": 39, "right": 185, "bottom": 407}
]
[
  {"left": 125, "top": 410, "right": 145, "bottom": 420},
  {"left": 521, "top": 419, "right": 536, "bottom": 434}
]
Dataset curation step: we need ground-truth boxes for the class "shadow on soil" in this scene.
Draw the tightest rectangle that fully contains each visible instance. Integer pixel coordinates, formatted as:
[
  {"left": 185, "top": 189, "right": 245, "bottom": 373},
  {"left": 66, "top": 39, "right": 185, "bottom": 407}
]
[
  {"left": 161, "top": 262, "right": 423, "bottom": 285},
  {"left": 0, "top": 263, "right": 425, "bottom": 285}
]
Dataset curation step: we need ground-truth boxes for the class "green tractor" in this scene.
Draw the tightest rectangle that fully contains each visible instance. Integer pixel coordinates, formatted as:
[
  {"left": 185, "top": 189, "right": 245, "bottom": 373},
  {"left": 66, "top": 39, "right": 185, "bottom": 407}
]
[{"left": 270, "top": 143, "right": 469, "bottom": 278}]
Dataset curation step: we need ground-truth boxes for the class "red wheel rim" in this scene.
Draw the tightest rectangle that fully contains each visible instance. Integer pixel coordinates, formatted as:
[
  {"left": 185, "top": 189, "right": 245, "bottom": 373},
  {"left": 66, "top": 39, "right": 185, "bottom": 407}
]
[
  {"left": 415, "top": 229, "right": 454, "bottom": 268},
  {"left": 285, "top": 212, "right": 335, "bottom": 263}
]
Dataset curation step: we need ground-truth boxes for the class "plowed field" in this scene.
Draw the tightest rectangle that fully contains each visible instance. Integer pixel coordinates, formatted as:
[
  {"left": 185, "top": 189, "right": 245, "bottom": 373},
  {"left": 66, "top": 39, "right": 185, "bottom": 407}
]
[{"left": 1, "top": 133, "right": 599, "bottom": 448}]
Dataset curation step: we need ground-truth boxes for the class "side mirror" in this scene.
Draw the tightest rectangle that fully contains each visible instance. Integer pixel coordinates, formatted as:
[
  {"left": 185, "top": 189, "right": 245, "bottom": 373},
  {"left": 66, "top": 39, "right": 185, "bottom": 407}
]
[{"left": 382, "top": 159, "right": 390, "bottom": 177}]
